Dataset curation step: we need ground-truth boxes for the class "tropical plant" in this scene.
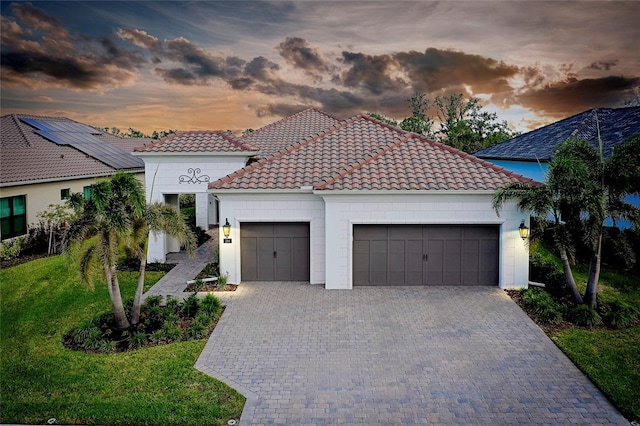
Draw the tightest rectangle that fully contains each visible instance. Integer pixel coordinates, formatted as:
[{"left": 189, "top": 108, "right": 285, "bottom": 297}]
[
  {"left": 66, "top": 172, "right": 195, "bottom": 330},
  {"left": 493, "top": 135, "right": 640, "bottom": 308}
]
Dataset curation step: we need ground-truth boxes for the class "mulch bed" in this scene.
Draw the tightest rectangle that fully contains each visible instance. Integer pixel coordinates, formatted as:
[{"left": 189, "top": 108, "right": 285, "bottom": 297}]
[
  {"left": 184, "top": 283, "right": 238, "bottom": 292},
  {"left": 505, "top": 289, "right": 574, "bottom": 334},
  {"left": 1, "top": 253, "right": 53, "bottom": 269}
]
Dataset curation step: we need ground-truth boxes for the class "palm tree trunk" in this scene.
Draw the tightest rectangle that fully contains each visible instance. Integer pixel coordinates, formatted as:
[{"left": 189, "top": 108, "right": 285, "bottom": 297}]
[
  {"left": 559, "top": 248, "right": 583, "bottom": 305},
  {"left": 108, "top": 268, "right": 131, "bottom": 330},
  {"left": 130, "top": 247, "right": 147, "bottom": 326},
  {"left": 584, "top": 232, "right": 603, "bottom": 309}
]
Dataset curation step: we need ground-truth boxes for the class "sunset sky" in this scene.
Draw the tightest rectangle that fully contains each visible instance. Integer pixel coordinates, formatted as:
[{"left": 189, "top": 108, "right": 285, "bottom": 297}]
[{"left": 1, "top": 1, "right": 639, "bottom": 135}]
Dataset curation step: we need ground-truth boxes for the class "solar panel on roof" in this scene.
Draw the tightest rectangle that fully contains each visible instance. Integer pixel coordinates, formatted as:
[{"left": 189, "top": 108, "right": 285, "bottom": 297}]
[
  {"left": 19, "top": 117, "right": 144, "bottom": 170},
  {"left": 20, "top": 117, "right": 100, "bottom": 134}
]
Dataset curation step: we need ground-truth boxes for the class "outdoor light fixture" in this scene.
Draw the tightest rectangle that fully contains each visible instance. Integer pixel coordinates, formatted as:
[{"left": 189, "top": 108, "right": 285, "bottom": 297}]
[
  {"left": 519, "top": 220, "right": 530, "bottom": 240},
  {"left": 223, "top": 218, "right": 231, "bottom": 238}
]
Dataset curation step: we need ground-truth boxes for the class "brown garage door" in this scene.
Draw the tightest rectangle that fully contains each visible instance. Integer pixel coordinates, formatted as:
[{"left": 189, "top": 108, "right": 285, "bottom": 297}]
[
  {"left": 241, "top": 222, "right": 310, "bottom": 281},
  {"left": 353, "top": 225, "right": 499, "bottom": 286}
]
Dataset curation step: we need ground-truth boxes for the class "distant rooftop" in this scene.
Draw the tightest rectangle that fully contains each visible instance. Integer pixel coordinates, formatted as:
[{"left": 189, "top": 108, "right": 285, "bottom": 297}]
[{"left": 474, "top": 107, "right": 640, "bottom": 162}]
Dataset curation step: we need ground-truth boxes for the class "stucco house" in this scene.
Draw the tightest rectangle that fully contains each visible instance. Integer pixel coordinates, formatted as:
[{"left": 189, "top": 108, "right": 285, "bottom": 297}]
[
  {"left": 474, "top": 106, "right": 640, "bottom": 228},
  {"left": 136, "top": 108, "right": 535, "bottom": 290},
  {"left": 0, "top": 114, "right": 148, "bottom": 240},
  {"left": 474, "top": 107, "right": 640, "bottom": 181}
]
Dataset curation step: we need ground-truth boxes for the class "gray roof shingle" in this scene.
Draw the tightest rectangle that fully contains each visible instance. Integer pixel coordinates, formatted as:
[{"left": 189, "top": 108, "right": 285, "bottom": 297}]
[{"left": 474, "top": 107, "right": 640, "bottom": 161}]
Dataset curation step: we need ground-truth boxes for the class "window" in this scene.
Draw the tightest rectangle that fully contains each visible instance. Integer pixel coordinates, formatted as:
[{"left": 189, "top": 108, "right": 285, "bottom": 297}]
[
  {"left": 61, "top": 188, "right": 70, "bottom": 200},
  {"left": 83, "top": 185, "right": 92, "bottom": 200},
  {"left": 1, "top": 195, "right": 27, "bottom": 240}
]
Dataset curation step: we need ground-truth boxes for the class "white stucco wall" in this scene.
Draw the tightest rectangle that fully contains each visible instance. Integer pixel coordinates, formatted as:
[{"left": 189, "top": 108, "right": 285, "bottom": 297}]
[
  {"left": 319, "top": 191, "right": 529, "bottom": 290},
  {"left": 136, "top": 154, "right": 250, "bottom": 262},
  {"left": 215, "top": 190, "right": 530, "bottom": 290},
  {"left": 215, "top": 192, "right": 326, "bottom": 285}
]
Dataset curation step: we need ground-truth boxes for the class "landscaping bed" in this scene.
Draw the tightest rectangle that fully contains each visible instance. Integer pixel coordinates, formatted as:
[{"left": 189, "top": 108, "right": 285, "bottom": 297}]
[{"left": 0, "top": 255, "right": 244, "bottom": 425}]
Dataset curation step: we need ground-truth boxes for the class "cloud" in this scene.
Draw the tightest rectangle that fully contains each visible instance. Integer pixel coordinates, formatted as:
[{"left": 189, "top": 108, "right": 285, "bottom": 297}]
[
  {"left": 587, "top": 60, "right": 619, "bottom": 71},
  {"left": 517, "top": 76, "right": 640, "bottom": 116},
  {"left": 10, "top": 2, "right": 68, "bottom": 39},
  {"left": 117, "top": 28, "right": 164, "bottom": 55},
  {"left": 1, "top": 4, "right": 145, "bottom": 91},
  {"left": 152, "top": 36, "right": 245, "bottom": 85},
  {"left": 276, "top": 36, "right": 330, "bottom": 77},
  {"left": 337, "top": 51, "right": 406, "bottom": 95},
  {"left": 393, "top": 48, "right": 519, "bottom": 95}
]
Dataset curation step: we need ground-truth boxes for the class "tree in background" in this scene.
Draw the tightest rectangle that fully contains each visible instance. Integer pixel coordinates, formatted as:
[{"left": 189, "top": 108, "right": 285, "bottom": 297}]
[
  {"left": 433, "top": 94, "right": 516, "bottom": 153},
  {"left": 369, "top": 93, "right": 515, "bottom": 153},
  {"left": 102, "top": 127, "right": 177, "bottom": 139},
  {"left": 398, "top": 93, "right": 434, "bottom": 137}
]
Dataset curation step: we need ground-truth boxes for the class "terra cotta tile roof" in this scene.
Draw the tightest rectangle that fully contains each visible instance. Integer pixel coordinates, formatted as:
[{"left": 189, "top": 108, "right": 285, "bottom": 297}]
[
  {"left": 209, "top": 113, "right": 536, "bottom": 191},
  {"left": 134, "top": 130, "right": 257, "bottom": 153},
  {"left": 1, "top": 114, "right": 145, "bottom": 185},
  {"left": 238, "top": 108, "right": 342, "bottom": 158}
]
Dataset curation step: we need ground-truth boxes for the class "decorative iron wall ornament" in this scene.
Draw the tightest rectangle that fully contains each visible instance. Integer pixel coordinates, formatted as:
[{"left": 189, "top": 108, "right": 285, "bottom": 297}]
[{"left": 179, "top": 168, "right": 210, "bottom": 184}]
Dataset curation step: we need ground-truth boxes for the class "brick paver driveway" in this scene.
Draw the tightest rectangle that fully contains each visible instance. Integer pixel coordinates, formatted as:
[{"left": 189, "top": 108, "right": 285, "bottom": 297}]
[{"left": 195, "top": 282, "right": 627, "bottom": 425}]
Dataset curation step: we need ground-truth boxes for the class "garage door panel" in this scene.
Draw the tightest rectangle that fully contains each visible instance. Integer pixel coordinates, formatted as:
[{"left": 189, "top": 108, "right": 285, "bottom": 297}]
[
  {"left": 354, "top": 224, "right": 499, "bottom": 286},
  {"left": 241, "top": 222, "right": 309, "bottom": 282}
]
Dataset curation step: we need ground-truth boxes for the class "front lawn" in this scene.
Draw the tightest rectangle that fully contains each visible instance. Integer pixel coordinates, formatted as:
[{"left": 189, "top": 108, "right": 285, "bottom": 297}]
[
  {"left": 0, "top": 255, "right": 244, "bottom": 425},
  {"left": 524, "top": 243, "right": 640, "bottom": 423}
]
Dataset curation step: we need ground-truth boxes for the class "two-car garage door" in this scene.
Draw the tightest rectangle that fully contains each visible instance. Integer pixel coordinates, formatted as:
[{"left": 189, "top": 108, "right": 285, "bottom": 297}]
[{"left": 353, "top": 225, "right": 499, "bottom": 286}]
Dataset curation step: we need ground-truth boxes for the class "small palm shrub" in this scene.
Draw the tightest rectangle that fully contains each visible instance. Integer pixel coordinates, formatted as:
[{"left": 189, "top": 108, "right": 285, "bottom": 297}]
[
  {"left": 165, "top": 296, "right": 181, "bottom": 314},
  {"left": 567, "top": 305, "right": 603, "bottom": 328},
  {"left": 186, "top": 323, "right": 206, "bottom": 339},
  {"left": 181, "top": 293, "right": 200, "bottom": 317},
  {"left": 128, "top": 332, "right": 148, "bottom": 350},
  {"left": 521, "top": 287, "right": 563, "bottom": 325},
  {"left": 200, "top": 294, "right": 222, "bottom": 317},
  {"left": 600, "top": 302, "right": 638, "bottom": 329}
]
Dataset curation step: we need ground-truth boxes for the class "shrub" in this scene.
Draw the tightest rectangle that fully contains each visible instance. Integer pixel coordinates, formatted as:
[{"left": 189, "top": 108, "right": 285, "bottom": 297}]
[
  {"left": 165, "top": 312, "right": 179, "bottom": 326},
  {"left": 128, "top": 332, "right": 148, "bottom": 350},
  {"left": 194, "top": 313, "right": 212, "bottom": 327},
  {"left": 181, "top": 293, "right": 200, "bottom": 317},
  {"left": 165, "top": 296, "right": 181, "bottom": 314},
  {"left": 186, "top": 323, "right": 206, "bottom": 339},
  {"left": 97, "top": 340, "right": 116, "bottom": 354},
  {"left": 162, "top": 325, "right": 183, "bottom": 343},
  {"left": 521, "top": 287, "right": 563, "bottom": 325},
  {"left": 567, "top": 305, "right": 603, "bottom": 328},
  {"left": 601, "top": 302, "right": 638, "bottom": 329},
  {"left": 143, "top": 295, "right": 163, "bottom": 308},
  {"left": 199, "top": 294, "right": 222, "bottom": 317},
  {"left": 217, "top": 272, "right": 229, "bottom": 290},
  {"left": 0, "top": 236, "right": 25, "bottom": 260},
  {"left": 529, "top": 255, "right": 567, "bottom": 298}
]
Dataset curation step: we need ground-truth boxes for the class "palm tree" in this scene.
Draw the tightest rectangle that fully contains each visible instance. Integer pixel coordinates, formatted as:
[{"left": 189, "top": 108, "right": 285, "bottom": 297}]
[
  {"left": 556, "top": 136, "right": 640, "bottom": 308},
  {"left": 492, "top": 176, "right": 584, "bottom": 305},
  {"left": 67, "top": 172, "right": 145, "bottom": 329},
  {"left": 129, "top": 203, "right": 195, "bottom": 326},
  {"left": 66, "top": 172, "right": 196, "bottom": 330},
  {"left": 493, "top": 135, "right": 640, "bottom": 308}
]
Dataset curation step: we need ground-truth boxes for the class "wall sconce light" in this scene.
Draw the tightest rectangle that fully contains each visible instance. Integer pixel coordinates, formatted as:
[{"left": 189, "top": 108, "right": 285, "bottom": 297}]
[
  {"left": 519, "top": 219, "right": 529, "bottom": 240},
  {"left": 223, "top": 218, "right": 231, "bottom": 238}
]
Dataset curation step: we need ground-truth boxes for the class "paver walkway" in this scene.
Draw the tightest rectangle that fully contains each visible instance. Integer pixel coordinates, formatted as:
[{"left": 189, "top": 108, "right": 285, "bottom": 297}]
[
  {"left": 196, "top": 282, "right": 628, "bottom": 425},
  {"left": 142, "top": 229, "right": 218, "bottom": 302}
]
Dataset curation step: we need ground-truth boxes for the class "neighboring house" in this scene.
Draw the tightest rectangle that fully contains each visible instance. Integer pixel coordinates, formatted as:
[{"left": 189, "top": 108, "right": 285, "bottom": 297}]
[
  {"left": 474, "top": 106, "right": 640, "bottom": 227},
  {"left": 0, "top": 114, "right": 148, "bottom": 240},
  {"left": 138, "top": 108, "right": 535, "bottom": 290}
]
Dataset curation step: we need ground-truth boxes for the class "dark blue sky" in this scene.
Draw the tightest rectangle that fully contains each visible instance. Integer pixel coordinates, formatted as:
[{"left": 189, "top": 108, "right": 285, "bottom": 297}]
[{"left": 1, "top": 1, "right": 638, "bottom": 133}]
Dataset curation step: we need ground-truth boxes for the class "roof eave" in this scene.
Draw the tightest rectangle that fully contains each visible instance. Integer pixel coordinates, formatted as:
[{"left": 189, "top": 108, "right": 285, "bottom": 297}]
[
  {"left": 314, "top": 189, "right": 499, "bottom": 196},
  {"left": 0, "top": 169, "right": 144, "bottom": 188},
  {"left": 133, "top": 151, "right": 260, "bottom": 157}
]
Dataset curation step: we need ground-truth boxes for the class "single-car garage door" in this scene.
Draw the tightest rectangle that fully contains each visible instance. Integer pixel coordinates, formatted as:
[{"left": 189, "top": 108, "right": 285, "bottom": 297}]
[
  {"left": 241, "top": 222, "right": 310, "bottom": 281},
  {"left": 353, "top": 225, "right": 499, "bottom": 286}
]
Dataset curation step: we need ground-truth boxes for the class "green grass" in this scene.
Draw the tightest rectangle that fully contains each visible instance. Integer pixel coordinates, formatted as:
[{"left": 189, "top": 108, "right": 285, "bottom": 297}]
[
  {"left": 1, "top": 255, "right": 244, "bottom": 425},
  {"left": 551, "top": 327, "right": 640, "bottom": 422},
  {"left": 532, "top": 243, "right": 640, "bottom": 422}
]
